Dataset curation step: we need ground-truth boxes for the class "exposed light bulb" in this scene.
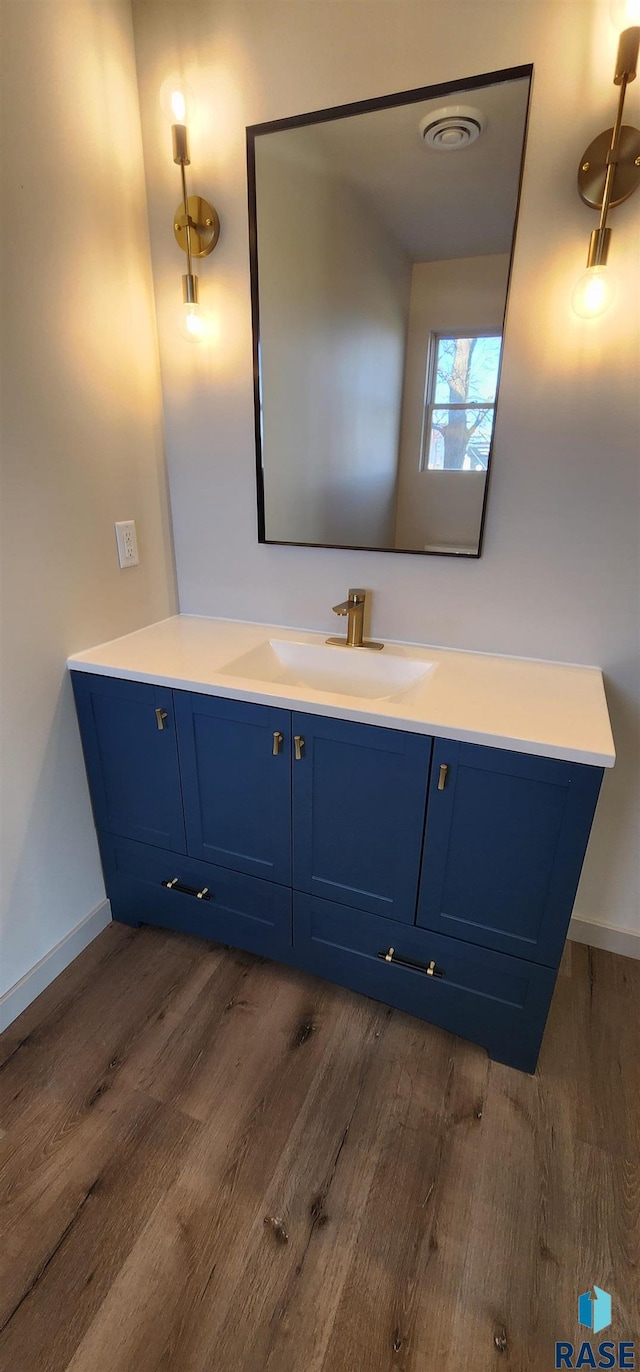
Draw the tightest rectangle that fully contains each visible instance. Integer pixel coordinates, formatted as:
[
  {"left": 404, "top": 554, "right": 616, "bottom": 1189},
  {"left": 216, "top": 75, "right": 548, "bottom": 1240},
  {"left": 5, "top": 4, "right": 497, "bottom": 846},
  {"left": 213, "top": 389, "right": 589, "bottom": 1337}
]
[
  {"left": 572, "top": 265, "right": 617, "bottom": 318},
  {"left": 178, "top": 302, "right": 220, "bottom": 345},
  {"left": 180, "top": 302, "right": 208, "bottom": 342},
  {"left": 159, "top": 78, "right": 194, "bottom": 126},
  {"left": 610, "top": 0, "right": 640, "bottom": 28},
  {"left": 171, "top": 90, "right": 186, "bottom": 123}
]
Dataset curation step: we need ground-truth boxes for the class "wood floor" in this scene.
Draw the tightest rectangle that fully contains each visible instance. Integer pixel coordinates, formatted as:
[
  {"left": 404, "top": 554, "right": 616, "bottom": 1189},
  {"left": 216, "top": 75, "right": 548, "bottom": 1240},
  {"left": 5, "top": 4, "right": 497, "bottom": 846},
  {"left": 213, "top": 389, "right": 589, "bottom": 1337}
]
[{"left": 0, "top": 925, "right": 638, "bottom": 1372}]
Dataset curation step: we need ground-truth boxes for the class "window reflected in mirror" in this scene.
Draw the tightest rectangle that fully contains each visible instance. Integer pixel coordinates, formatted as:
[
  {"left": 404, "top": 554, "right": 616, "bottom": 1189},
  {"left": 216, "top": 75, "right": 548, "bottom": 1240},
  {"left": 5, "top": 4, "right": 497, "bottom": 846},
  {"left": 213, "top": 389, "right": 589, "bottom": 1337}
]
[{"left": 424, "top": 333, "right": 502, "bottom": 472}]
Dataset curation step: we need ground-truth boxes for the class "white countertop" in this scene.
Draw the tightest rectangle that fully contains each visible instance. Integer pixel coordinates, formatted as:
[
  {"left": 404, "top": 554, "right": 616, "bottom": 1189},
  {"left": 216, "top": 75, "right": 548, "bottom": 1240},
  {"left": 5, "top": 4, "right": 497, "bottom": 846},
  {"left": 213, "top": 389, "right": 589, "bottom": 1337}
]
[{"left": 67, "top": 615, "right": 615, "bottom": 768}]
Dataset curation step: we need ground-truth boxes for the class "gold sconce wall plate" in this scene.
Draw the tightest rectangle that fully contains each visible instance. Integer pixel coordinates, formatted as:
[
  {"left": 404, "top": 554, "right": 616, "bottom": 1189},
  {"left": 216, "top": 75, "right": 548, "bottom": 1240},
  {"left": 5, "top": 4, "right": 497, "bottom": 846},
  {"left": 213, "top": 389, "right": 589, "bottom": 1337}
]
[
  {"left": 578, "top": 124, "right": 640, "bottom": 207},
  {"left": 173, "top": 195, "right": 220, "bottom": 257}
]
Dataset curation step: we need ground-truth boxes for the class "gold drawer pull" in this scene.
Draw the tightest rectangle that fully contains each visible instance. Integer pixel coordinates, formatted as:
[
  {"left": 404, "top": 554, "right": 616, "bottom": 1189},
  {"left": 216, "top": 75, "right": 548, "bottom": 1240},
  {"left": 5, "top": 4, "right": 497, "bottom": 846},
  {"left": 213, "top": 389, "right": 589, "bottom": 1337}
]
[
  {"left": 272, "top": 731, "right": 284, "bottom": 756},
  {"left": 438, "top": 763, "right": 449, "bottom": 791},
  {"left": 294, "top": 735, "right": 305, "bottom": 761},
  {"left": 155, "top": 707, "right": 169, "bottom": 730}
]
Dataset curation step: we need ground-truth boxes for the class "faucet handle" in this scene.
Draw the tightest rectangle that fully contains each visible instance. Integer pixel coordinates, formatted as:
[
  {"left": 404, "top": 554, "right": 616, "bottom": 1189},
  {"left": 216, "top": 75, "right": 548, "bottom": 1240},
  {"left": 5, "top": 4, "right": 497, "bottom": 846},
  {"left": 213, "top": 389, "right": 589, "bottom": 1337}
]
[{"left": 347, "top": 588, "right": 366, "bottom": 603}]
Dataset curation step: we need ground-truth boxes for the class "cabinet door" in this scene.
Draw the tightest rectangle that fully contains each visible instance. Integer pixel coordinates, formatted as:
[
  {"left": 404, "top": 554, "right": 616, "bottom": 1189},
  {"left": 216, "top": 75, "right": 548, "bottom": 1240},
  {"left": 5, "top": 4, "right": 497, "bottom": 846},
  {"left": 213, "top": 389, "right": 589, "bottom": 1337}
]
[
  {"left": 71, "top": 672, "right": 186, "bottom": 852},
  {"left": 292, "top": 713, "right": 431, "bottom": 921},
  {"left": 417, "top": 739, "right": 603, "bottom": 966},
  {"left": 175, "top": 693, "right": 291, "bottom": 884}
]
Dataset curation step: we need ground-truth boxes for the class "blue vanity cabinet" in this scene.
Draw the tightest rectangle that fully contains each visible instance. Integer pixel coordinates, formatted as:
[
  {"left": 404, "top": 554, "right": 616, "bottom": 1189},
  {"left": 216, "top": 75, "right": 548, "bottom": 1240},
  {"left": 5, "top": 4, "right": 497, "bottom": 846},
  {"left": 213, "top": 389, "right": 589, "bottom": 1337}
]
[
  {"left": 71, "top": 668, "right": 606, "bottom": 1074},
  {"left": 174, "top": 692, "right": 292, "bottom": 885},
  {"left": 417, "top": 739, "right": 603, "bottom": 967},
  {"left": 71, "top": 672, "right": 186, "bottom": 853},
  {"left": 291, "top": 713, "right": 432, "bottom": 921}
]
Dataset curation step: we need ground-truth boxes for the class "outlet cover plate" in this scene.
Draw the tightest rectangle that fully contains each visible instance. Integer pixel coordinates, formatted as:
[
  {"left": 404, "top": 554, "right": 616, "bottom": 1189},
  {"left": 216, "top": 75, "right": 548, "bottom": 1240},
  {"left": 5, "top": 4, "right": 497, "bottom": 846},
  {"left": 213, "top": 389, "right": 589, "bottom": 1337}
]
[{"left": 115, "top": 520, "right": 139, "bottom": 568}]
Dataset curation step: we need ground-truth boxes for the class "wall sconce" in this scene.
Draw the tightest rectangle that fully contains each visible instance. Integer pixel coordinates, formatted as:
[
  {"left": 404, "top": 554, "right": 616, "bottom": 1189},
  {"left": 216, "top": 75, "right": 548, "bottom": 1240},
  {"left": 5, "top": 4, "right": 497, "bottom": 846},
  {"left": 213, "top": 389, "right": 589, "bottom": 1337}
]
[
  {"left": 163, "top": 83, "right": 220, "bottom": 340},
  {"left": 572, "top": 25, "right": 640, "bottom": 317}
]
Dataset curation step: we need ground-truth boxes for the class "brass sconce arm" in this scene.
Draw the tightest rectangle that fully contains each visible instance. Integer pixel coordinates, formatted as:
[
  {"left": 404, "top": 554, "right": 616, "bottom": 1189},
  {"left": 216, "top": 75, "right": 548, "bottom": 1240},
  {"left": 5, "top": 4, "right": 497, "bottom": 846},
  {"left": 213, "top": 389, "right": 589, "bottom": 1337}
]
[
  {"left": 171, "top": 120, "right": 220, "bottom": 304},
  {"left": 160, "top": 83, "right": 220, "bottom": 337},
  {"left": 578, "top": 25, "right": 640, "bottom": 269}
]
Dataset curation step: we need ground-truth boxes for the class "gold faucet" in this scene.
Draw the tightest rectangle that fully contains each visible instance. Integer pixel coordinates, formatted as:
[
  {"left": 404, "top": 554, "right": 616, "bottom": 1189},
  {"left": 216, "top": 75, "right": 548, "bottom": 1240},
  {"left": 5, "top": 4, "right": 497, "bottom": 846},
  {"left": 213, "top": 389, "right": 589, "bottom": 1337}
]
[{"left": 326, "top": 589, "right": 384, "bottom": 650}]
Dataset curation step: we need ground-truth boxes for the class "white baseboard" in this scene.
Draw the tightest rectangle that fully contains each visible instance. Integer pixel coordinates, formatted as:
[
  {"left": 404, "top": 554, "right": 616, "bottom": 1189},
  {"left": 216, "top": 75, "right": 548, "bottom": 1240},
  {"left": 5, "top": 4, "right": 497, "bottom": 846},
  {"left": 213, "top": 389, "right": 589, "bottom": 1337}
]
[
  {"left": 0, "top": 900, "right": 112, "bottom": 1033},
  {"left": 568, "top": 915, "right": 640, "bottom": 960}
]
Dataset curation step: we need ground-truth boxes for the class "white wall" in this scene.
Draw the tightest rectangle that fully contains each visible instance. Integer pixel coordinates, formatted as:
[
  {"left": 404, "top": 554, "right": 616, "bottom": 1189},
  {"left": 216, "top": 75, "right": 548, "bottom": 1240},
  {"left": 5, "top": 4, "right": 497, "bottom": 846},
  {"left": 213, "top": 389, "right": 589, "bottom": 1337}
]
[
  {"left": 256, "top": 136, "right": 410, "bottom": 548},
  {"left": 0, "top": 0, "right": 177, "bottom": 1016},
  {"left": 394, "top": 255, "right": 509, "bottom": 551},
  {"left": 131, "top": 0, "right": 640, "bottom": 938}
]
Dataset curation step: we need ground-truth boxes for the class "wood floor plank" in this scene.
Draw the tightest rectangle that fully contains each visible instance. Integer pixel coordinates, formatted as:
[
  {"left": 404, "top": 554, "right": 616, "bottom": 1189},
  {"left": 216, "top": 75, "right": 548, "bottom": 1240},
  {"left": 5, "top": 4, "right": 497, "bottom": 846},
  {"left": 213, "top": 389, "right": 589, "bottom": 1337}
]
[
  {"left": 311, "top": 1021, "right": 489, "bottom": 1372},
  {"left": 124, "top": 952, "right": 309, "bottom": 1121},
  {"left": 442, "top": 1062, "right": 549, "bottom": 1369},
  {"left": 572, "top": 1139, "right": 640, "bottom": 1339},
  {"left": 540, "top": 942, "right": 640, "bottom": 1158},
  {"left": 0, "top": 1092, "right": 201, "bottom": 1372},
  {"left": 0, "top": 924, "right": 134, "bottom": 1071},
  {"left": 0, "top": 925, "right": 637, "bottom": 1372},
  {"left": 0, "top": 929, "right": 236, "bottom": 1332},
  {"left": 575, "top": 945, "right": 640, "bottom": 1157},
  {"left": 257, "top": 1015, "right": 482, "bottom": 1372},
  {"left": 0, "top": 927, "right": 209, "bottom": 1129},
  {"left": 161, "top": 995, "right": 394, "bottom": 1372},
  {"left": 0, "top": 1091, "right": 117, "bottom": 1332},
  {"left": 60, "top": 978, "right": 371, "bottom": 1372}
]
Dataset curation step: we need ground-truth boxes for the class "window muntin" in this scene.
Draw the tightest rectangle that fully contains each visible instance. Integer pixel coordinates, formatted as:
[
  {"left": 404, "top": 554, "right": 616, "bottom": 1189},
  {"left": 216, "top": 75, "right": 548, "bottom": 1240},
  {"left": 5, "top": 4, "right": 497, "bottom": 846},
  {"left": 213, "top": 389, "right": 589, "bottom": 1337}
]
[{"left": 423, "top": 333, "right": 502, "bottom": 472}]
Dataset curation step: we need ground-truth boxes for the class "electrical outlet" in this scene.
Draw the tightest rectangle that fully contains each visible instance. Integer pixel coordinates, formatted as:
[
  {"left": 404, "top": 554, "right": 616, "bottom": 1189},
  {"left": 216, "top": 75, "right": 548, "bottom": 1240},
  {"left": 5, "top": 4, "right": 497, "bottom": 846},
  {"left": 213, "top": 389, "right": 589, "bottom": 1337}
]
[{"left": 115, "top": 520, "right": 139, "bottom": 568}]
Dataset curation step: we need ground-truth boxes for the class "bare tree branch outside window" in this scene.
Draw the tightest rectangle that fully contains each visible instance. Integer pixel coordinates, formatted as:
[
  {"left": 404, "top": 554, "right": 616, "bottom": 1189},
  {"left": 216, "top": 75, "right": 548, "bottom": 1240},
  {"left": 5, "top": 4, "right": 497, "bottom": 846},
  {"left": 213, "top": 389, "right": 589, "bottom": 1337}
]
[{"left": 424, "top": 334, "right": 502, "bottom": 472}]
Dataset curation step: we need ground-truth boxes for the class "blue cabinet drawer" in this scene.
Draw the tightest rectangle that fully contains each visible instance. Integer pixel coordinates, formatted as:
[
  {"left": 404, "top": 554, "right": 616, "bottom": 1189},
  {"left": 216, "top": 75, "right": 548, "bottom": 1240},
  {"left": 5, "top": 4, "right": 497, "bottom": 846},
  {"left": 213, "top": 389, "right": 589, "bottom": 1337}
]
[
  {"left": 294, "top": 893, "right": 557, "bottom": 1072},
  {"left": 101, "top": 834, "right": 292, "bottom": 960}
]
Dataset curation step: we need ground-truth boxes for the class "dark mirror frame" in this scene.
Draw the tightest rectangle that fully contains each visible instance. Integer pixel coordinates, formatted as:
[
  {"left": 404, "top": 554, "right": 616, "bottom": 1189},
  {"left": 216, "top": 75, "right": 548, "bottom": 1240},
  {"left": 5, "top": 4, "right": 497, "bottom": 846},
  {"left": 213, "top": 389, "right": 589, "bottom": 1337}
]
[{"left": 247, "top": 63, "right": 533, "bottom": 558}]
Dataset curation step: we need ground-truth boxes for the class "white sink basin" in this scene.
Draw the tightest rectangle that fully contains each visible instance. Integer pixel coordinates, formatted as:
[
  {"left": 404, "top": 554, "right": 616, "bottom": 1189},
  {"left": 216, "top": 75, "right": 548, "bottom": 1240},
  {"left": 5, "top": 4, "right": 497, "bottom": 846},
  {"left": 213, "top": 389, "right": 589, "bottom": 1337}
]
[{"left": 220, "top": 638, "right": 435, "bottom": 700}]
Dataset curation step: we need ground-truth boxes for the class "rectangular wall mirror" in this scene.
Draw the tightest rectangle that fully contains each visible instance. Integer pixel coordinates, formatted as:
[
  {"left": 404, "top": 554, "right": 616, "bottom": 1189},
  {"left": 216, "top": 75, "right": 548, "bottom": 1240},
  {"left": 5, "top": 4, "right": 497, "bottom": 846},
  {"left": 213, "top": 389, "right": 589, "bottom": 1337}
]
[{"left": 247, "top": 65, "right": 532, "bottom": 557}]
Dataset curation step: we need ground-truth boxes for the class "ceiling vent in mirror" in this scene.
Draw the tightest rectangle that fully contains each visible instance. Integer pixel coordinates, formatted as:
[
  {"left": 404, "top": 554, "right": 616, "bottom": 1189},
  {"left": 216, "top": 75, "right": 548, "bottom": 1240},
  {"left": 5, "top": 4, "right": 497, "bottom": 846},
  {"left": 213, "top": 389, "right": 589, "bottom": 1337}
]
[{"left": 419, "top": 106, "right": 485, "bottom": 150}]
